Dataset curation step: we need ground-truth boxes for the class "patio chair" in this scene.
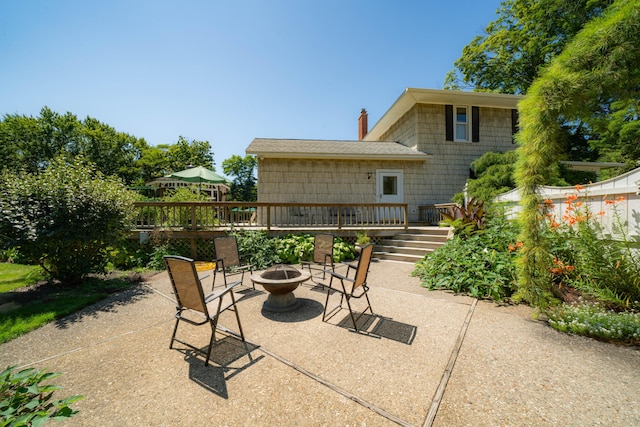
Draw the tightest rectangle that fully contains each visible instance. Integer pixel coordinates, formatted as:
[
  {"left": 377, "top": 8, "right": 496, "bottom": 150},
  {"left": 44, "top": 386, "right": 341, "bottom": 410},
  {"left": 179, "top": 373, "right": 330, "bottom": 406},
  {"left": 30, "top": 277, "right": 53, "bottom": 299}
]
[
  {"left": 164, "top": 255, "right": 245, "bottom": 366},
  {"left": 300, "top": 233, "right": 335, "bottom": 281},
  {"left": 213, "top": 236, "right": 254, "bottom": 290},
  {"left": 321, "top": 243, "right": 374, "bottom": 332}
]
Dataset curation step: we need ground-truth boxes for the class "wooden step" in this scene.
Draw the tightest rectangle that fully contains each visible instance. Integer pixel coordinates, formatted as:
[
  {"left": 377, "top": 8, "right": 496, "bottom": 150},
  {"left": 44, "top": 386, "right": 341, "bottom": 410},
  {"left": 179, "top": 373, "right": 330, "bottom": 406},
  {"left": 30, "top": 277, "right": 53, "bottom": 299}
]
[{"left": 372, "top": 226, "right": 452, "bottom": 264}]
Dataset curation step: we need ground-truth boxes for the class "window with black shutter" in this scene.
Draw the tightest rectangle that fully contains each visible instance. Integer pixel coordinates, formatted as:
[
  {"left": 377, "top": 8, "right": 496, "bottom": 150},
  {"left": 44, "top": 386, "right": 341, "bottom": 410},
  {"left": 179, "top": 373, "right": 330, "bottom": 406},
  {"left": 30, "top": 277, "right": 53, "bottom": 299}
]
[
  {"left": 511, "top": 109, "right": 519, "bottom": 144},
  {"left": 472, "top": 106, "right": 480, "bottom": 142}
]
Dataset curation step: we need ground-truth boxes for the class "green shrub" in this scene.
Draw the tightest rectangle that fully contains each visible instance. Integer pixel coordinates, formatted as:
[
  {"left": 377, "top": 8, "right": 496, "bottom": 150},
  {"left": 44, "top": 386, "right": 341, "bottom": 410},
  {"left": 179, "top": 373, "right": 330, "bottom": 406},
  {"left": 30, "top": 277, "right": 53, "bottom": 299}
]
[
  {"left": 274, "top": 234, "right": 356, "bottom": 264},
  {"left": 275, "top": 234, "right": 315, "bottom": 264},
  {"left": 412, "top": 214, "right": 519, "bottom": 300},
  {"left": 0, "top": 156, "right": 135, "bottom": 285},
  {"left": 333, "top": 238, "right": 356, "bottom": 262},
  {"left": 0, "top": 366, "right": 83, "bottom": 425},
  {"left": 231, "top": 230, "right": 281, "bottom": 270},
  {"left": 0, "top": 247, "right": 24, "bottom": 264}
]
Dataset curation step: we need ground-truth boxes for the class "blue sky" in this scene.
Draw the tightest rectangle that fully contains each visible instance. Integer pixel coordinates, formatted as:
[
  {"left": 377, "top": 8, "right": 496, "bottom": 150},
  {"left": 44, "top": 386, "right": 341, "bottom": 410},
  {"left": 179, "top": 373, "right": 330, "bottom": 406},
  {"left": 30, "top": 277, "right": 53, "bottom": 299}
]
[{"left": 0, "top": 0, "right": 501, "bottom": 174}]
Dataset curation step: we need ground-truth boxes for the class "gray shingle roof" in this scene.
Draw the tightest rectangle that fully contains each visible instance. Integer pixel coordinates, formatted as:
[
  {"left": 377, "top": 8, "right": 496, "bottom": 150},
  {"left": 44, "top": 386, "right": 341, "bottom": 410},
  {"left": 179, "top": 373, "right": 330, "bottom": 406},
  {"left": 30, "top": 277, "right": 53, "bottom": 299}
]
[{"left": 246, "top": 138, "right": 430, "bottom": 160}]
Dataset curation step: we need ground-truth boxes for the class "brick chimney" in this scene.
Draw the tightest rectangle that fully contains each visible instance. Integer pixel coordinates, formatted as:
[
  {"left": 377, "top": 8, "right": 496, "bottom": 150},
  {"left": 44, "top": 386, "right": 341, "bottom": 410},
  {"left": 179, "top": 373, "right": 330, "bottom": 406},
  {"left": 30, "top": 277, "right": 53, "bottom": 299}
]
[{"left": 358, "top": 108, "right": 368, "bottom": 140}]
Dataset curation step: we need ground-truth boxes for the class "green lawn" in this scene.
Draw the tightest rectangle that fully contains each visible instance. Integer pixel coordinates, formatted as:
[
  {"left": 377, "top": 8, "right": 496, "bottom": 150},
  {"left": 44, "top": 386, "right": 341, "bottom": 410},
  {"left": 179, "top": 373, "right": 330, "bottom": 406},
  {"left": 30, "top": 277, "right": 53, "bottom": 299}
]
[
  {"left": 0, "top": 263, "right": 44, "bottom": 293},
  {"left": 0, "top": 263, "right": 139, "bottom": 344}
]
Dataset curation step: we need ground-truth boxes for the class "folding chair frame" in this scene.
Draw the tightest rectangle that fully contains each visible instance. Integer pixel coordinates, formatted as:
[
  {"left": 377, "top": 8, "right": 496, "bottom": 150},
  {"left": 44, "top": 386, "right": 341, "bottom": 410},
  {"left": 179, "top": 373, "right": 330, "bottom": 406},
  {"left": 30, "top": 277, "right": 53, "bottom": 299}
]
[
  {"left": 321, "top": 244, "right": 374, "bottom": 332},
  {"left": 301, "top": 233, "right": 335, "bottom": 281},
  {"left": 213, "top": 236, "right": 254, "bottom": 290},
  {"left": 165, "top": 255, "right": 245, "bottom": 366}
]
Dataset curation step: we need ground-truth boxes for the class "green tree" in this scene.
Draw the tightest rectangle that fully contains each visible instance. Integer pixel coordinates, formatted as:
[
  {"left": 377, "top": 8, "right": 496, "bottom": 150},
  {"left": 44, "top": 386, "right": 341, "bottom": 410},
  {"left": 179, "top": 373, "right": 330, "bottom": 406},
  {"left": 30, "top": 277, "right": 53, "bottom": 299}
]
[
  {"left": 69, "top": 117, "right": 147, "bottom": 183},
  {"left": 0, "top": 107, "right": 149, "bottom": 184},
  {"left": 0, "top": 156, "right": 136, "bottom": 285},
  {"left": 222, "top": 155, "right": 257, "bottom": 201},
  {"left": 445, "top": 0, "right": 612, "bottom": 93},
  {"left": 166, "top": 136, "right": 215, "bottom": 172},
  {"left": 446, "top": 0, "right": 636, "bottom": 199},
  {"left": 136, "top": 145, "right": 170, "bottom": 184},
  {"left": 515, "top": 0, "right": 640, "bottom": 307},
  {"left": 590, "top": 98, "right": 640, "bottom": 171}
]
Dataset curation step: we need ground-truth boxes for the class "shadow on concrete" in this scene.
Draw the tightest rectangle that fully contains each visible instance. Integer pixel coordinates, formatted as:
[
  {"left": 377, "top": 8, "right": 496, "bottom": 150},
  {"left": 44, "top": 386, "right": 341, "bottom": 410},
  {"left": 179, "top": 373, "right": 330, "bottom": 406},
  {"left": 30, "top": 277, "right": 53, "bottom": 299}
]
[
  {"left": 260, "top": 298, "right": 324, "bottom": 323},
  {"left": 185, "top": 336, "right": 263, "bottom": 399},
  {"left": 335, "top": 312, "right": 417, "bottom": 345}
]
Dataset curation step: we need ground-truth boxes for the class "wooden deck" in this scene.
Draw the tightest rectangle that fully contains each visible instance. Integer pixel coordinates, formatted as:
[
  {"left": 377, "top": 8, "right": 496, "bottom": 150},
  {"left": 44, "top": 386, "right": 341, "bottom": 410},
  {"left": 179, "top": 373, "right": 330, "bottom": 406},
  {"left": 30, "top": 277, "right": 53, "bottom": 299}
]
[{"left": 133, "top": 201, "right": 413, "bottom": 232}]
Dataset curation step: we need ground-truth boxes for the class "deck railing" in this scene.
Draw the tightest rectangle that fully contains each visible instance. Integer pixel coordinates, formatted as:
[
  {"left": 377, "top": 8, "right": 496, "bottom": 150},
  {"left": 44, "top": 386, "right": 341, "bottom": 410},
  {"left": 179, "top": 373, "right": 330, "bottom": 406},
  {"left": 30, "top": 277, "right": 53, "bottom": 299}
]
[
  {"left": 418, "top": 203, "right": 457, "bottom": 225},
  {"left": 133, "top": 202, "right": 409, "bottom": 230}
]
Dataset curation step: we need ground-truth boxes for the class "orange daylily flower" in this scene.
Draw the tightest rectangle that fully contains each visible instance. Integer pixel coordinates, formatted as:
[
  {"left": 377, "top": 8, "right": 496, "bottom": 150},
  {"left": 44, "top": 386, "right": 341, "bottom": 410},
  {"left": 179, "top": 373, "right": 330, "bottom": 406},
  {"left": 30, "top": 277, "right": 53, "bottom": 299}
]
[{"left": 574, "top": 184, "right": 584, "bottom": 191}]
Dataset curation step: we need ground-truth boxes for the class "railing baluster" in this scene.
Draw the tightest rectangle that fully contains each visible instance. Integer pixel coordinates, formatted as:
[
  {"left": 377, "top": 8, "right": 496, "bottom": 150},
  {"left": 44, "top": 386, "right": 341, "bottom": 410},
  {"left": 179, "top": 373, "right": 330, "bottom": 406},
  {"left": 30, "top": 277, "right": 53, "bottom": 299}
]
[{"left": 132, "top": 201, "right": 408, "bottom": 231}]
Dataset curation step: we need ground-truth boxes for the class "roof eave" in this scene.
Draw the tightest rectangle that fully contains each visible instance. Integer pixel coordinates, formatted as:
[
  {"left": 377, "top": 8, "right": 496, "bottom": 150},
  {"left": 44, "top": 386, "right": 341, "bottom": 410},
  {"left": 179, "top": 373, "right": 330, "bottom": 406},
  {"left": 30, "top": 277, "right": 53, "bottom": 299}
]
[
  {"left": 364, "top": 88, "right": 523, "bottom": 141},
  {"left": 249, "top": 152, "right": 431, "bottom": 161}
]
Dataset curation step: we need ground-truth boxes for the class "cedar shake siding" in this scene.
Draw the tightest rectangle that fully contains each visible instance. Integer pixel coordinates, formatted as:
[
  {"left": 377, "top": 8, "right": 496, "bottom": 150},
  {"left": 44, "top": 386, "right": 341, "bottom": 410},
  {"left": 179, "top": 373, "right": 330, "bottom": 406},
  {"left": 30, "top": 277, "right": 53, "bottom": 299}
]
[
  {"left": 246, "top": 88, "right": 521, "bottom": 222},
  {"left": 376, "top": 103, "right": 517, "bottom": 207}
]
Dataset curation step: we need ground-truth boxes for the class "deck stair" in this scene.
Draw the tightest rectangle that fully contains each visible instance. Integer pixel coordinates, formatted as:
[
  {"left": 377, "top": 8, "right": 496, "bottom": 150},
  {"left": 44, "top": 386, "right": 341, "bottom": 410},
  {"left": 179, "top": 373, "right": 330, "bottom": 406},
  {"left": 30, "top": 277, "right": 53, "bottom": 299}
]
[{"left": 374, "top": 226, "right": 452, "bottom": 263}]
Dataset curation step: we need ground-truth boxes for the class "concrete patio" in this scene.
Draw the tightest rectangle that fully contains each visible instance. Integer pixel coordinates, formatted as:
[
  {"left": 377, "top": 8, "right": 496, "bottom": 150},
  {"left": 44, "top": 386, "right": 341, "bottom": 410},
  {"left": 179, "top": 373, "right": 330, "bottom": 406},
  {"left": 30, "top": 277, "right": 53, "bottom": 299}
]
[{"left": 1, "top": 260, "right": 638, "bottom": 426}]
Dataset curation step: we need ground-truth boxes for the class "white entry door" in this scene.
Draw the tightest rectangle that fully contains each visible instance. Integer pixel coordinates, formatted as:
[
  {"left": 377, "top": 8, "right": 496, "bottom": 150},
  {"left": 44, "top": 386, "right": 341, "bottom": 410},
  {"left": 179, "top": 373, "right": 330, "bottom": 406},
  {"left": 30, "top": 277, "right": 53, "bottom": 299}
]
[
  {"left": 376, "top": 169, "right": 404, "bottom": 203},
  {"left": 376, "top": 170, "right": 403, "bottom": 221}
]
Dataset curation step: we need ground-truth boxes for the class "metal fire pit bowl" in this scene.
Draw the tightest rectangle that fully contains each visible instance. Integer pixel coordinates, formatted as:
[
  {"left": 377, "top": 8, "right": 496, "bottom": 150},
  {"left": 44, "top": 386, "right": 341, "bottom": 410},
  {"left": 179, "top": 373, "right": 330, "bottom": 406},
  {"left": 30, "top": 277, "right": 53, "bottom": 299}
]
[{"left": 251, "top": 265, "right": 311, "bottom": 312}]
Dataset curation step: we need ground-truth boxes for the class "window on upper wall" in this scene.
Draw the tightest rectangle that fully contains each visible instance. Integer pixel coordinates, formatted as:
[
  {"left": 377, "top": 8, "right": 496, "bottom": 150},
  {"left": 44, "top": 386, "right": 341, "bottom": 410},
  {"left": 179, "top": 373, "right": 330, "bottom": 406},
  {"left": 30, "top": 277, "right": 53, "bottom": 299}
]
[
  {"left": 446, "top": 105, "right": 480, "bottom": 143},
  {"left": 455, "top": 106, "right": 469, "bottom": 141}
]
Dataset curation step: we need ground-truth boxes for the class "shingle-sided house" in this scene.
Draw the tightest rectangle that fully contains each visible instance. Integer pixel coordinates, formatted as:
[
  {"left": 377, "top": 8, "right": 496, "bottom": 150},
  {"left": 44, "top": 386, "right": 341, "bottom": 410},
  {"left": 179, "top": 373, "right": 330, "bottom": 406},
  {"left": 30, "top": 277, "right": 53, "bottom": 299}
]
[{"left": 246, "top": 88, "right": 522, "bottom": 222}]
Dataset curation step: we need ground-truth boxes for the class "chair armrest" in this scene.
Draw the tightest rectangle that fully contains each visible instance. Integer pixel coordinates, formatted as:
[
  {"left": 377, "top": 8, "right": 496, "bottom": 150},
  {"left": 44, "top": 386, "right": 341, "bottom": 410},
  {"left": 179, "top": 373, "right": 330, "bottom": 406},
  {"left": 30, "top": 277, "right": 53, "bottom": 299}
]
[
  {"left": 204, "top": 280, "right": 242, "bottom": 302},
  {"left": 323, "top": 269, "right": 354, "bottom": 283}
]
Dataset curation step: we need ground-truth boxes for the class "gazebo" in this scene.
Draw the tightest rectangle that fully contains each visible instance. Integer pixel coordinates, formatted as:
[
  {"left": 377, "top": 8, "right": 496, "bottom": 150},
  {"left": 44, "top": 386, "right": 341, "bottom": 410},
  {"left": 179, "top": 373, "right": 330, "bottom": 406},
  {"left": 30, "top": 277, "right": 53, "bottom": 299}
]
[{"left": 145, "top": 166, "right": 230, "bottom": 201}]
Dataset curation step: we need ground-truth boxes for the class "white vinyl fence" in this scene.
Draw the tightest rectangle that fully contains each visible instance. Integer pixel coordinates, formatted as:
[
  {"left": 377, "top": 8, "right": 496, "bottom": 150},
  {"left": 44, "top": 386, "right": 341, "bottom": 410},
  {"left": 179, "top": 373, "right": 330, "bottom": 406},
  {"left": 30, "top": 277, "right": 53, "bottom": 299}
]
[{"left": 495, "top": 167, "right": 640, "bottom": 239}]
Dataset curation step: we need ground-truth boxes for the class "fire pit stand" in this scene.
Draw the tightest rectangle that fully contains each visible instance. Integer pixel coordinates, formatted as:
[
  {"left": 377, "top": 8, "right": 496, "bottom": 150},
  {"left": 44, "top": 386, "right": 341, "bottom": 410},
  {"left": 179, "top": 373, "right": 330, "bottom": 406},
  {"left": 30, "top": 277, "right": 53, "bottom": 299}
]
[{"left": 250, "top": 265, "right": 311, "bottom": 312}]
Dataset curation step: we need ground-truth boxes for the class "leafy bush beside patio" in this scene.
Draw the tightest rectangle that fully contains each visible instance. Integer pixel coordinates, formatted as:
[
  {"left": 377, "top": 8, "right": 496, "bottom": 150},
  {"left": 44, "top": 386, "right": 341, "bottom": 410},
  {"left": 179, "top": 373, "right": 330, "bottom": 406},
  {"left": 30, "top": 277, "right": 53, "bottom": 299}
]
[
  {"left": 413, "top": 189, "right": 640, "bottom": 345},
  {"left": 232, "top": 231, "right": 356, "bottom": 269},
  {"left": 0, "top": 366, "right": 82, "bottom": 425},
  {"left": 412, "top": 213, "right": 519, "bottom": 300},
  {"left": 0, "top": 156, "right": 136, "bottom": 286},
  {"left": 274, "top": 233, "right": 356, "bottom": 264}
]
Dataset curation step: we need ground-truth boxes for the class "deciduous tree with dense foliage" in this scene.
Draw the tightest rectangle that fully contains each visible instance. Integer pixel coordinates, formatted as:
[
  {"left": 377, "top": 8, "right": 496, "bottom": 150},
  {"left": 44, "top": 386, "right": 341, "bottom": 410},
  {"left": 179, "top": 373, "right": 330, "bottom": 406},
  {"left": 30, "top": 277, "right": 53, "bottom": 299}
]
[
  {"left": 0, "top": 107, "right": 148, "bottom": 182},
  {"left": 222, "top": 154, "right": 257, "bottom": 201},
  {"left": 445, "top": 0, "right": 612, "bottom": 93},
  {"left": 0, "top": 156, "right": 136, "bottom": 285},
  {"left": 165, "top": 136, "right": 215, "bottom": 173}
]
